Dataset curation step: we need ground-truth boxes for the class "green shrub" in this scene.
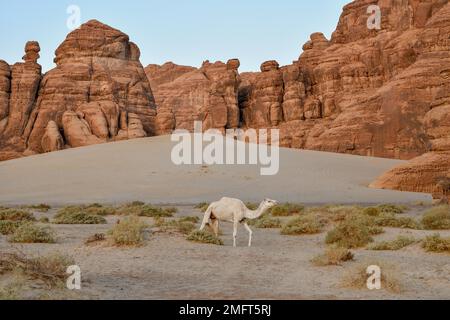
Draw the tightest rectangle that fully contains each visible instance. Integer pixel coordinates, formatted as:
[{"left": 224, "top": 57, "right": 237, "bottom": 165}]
[
  {"left": 108, "top": 216, "right": 147, "bottom": 246},
  {"left": 325, "top": 219, "right": 373, "bottom": 248},
  {"left": 154, "top": 217, "right": 196, "bottom": 235},
  {"left": 248, "top": 216, "right": 282, "bottom": 229},
  {"left": 377, "top": 204, "right": 407, "bottom": 214},
  {"left": 0, "top": 221, "right": 23, "bottom": 235},
  {"left": 312, "top": 247, "right": 354, "bottom": 266},
  {"left": 281, "top": 215, "right": 323, "bottom": 235},
  {"left": 56, "top": 205, "right": 116, "bottom": 217},
  {"left": 53, "top": 209, "right": 106, "bottom": 225},
  {"left": 186, "top": 230, "right": 223, "bottom": 245},
  {"left": 362, "top": 207, "right": 381, "bottom": 217},
  {"left": 368, "top": 236, "right": 416, "bottom": 251},
  {"left": 421, "top": 234, "right": 450, "bottom": 253},
  {"left": 117, "top": 203, "right": 174, "bottom": 217},
  {"left": 0, "top": 209, "right": 35, "bottom": 222},
  {"left": 421, "top": 206, "right": 450, "bottom": 230},
  {"left": 374, "top": 213, "right": 420, "bottom": 229},
  {"left": 195, "top": 202, "right": 209, "bottom": 212},
  {"left": 22, "top": 204, "right": 51, "bottom": 212},
  {"left": 9, "top": 223, "right": 56, "bottom": 243},
  {"left": 271, "top": 203, "right": 304, "bottom": 217}
]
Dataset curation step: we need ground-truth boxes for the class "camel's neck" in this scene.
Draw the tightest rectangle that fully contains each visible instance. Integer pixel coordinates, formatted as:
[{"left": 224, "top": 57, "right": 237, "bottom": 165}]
[{"left": 245, "top": 202, "right": 267, "bottom": 220}]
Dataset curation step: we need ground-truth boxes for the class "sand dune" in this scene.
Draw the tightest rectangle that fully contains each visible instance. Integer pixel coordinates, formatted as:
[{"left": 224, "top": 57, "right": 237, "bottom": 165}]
[{"left": 0, "top": 135, "right": 430, "bottom": 206}]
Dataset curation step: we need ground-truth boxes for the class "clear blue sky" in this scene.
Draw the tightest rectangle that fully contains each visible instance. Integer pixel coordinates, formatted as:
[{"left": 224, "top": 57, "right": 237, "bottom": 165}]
[{"left": 0, "top": 0, "right": 349, "bottom": 72}]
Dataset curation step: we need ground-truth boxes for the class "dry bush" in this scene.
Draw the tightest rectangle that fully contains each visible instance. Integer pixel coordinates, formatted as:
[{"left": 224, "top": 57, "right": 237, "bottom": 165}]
[
  {"left": 248, "top": 216, "right": 282, "bottom": 229},
  {"left": 38, "top": 217, "right": 50, "bottom": 223},
  {"left": 9, "top": 223, "right": 56, "bottom": 243},
  {"left": 376, "top": 204, "right": 407, "bottom": 214},
  {"left": 325, "top": 219, "right": 373, "bottom": 248},
  {"left": 245, "top": 202, "right": 259, "bottom": 210},
  {"left": 186, "top": 230, "right": 223, "bottom": 245},
  {"left": 421, "top": 234, "right": 450, "bottom": 253},
  {"left": 368, "top": 236, "right": 416, "bottom": 251},
  {"left": 270, "top": 203, "right": 304, "bottom": 217},
  {"left": 116, "top": 202, "right": 175, "bottom": 217},
  {"left": 108, "top": 216, "right": 148, "bottom": 246},
  {"left": 154, "top": 217, "right": 197, "bottom": 235},
  {"left": 362, "top": 207, "right": 381, "bottom": 217},
  {"left": 421, "top": 205, "right": 450, "bottom": 230},
  {"left": 85, "top": 233, "right": 106, "bottom": 245},
  {"left": 0, "top": 220, "right": 23, "bottom": 235},
  {"left": 0, "top": 209, "right": 35, "bottom": 222},
  {"left": 195, "top": 202, "right": 209, "bottom": 212},
  {"left": 0, "top": 252, "right": 74, "bottom": 288},
  {"left": 374, "top": 213, "right": 420, "bottom": 229},
  {"left": 305, "top": 205, "right": 361, "bottom": 223},
  {"left": 55, "top": 205, "right": 115, "bottom": 219},
  {"left": 53, "top": 209, "right": 106, "bottom": 224},
  {"left": 281, "top": 215, "right": 324, "bottom": 235},
  {"left": 21, "top": 204, "right": 51, "bottom": 212},
  {"left": 342, "top": 261, "right": 402, "bottom": 293},
  {"left": 312, "top": 247, "right": 354, "bottom": 266}
]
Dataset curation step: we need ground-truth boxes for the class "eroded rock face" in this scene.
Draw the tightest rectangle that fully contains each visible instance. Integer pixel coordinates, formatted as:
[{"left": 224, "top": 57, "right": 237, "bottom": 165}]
[
  {"left": 144, "top": 0, "right": 450, "bottom": 198},
  {"left": 370, "top": 152, "right": 450, "bottom": 201},
  {"left": 0, "top": 20, "right": 156, "bottom": 159},
  {"left": 145, "top": 59, "right": 241, "bottom": 134}
]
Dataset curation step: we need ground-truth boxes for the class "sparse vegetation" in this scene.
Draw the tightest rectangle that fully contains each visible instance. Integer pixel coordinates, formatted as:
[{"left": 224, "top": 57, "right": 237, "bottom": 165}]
[
  {"left": 85, "top": 233, "right": 106, "bottom": 245},
  {"left": 53, "top": 208, "right": 107, "bottom": 225},
  {"left": 248, "top": 216, "right": 282, "bottom": 229},
  {"left": 374, "top": 213, "right": 420, "bottom": 229},
  {"left": 108, "top": 216, "right": 148, "bottom": 246},
  {"left": 312, "top": 247, "right": 354, "bottom": 266},
  {"left": 116, "top": 202, "right": 175, "bottom": 217},
  {"left": 368, "top": 236, "right": 416, "bottom": 251},
  {"left": 8, "top": 223, "right": 56, "bottom": 243},
  {"left": 421, "top": 206, "right": 450, "bottom": 230},
  {"left": 421, "top": 234, "right": 450, "bottom": 253},
  {"left": 0, "top": 252, "right": 74, "bottom": 288},
  {"left": 270, "top": 203, "right": 304, "bottom": 216},
  {"left": 281, "top": 215, "right": 324, "bottom": 235},
  {"left": 21, "top": 204, "right": 51, "bottom": 212},
  {"left": 342, "top": 261, "right": 401, "bottom": 293},
  {"left": 325, "top": 219, "right": 373, "bottom": 248},
  {"left": 186, "top": 230, "right": 223, "bottom": 245},
  {"left": 0, "top": 220, "right": 23, "bottom": 235},
  {"left": 38, "top": 217, "right": 50, "bottom": 223},
  {"left": 245, "top": 202, "right": 259, "bottom": 210},
  {"left": 195, "top": 202, "right": 209, "bottom": 212},
  {"left": 154, "top": 217, "right": 197, "bottom": 235},
  {"left": 0, "top": 209, "right": 35, "bottom": 222},
  {"left": 376, "top": 204, "right": 407, "bottom": 214},
  {"left": 362, "top": 207, "right": 380, "bottom": 217}
]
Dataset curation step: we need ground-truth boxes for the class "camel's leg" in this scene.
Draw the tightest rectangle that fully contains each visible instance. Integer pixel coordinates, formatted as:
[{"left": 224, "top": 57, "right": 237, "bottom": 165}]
[
  {"left": 233, "top": 220, "right": 238, "bottom": 247},
  {"left": 199, "top": 206, "right": 212, "bottom": 231},
  {"left": 211, "top": 219, "right": 219, "bottom": 237},
  {"left": 244, "top": 222, "right": 253, "bottom": 247}
]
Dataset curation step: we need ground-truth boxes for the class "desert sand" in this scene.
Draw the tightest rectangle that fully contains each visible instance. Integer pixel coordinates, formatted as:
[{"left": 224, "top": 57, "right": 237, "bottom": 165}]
[
  {"left": 0, "top": 135, "right": 430, "bottom": 206},
  {"left": 1, "top": 205, "right": 449, "bottom": 300}
]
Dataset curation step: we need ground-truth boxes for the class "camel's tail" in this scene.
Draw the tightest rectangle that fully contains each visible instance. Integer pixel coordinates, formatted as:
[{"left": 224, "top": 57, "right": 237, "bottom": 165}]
[{"left": 199, "top": 205, "right": 213, "bottom": 231}]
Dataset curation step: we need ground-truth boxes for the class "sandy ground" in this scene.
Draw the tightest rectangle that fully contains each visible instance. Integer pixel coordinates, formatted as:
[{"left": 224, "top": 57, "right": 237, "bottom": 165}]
[
  {"left": 0, "top": 136, "right": 430, "bottom": 206},
  {"left": 1, "top": 205, "right": 449, "bottom": 300},
  {"left": 1, "top": 137, "right": 445, "bottom": 300}
]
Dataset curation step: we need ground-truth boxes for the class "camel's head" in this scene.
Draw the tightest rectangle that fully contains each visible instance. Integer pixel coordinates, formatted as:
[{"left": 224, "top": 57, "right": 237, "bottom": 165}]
[{"left": 263, "top": 198, "right": 278, "bottom": 209}]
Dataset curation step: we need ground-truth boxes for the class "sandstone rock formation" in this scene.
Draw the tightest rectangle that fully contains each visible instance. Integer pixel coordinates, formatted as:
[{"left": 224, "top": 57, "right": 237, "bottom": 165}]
[
  {"left": 0, "top": 20, "right": 157, "bottom": 160},
  {"left": 1, "top": 1, "right": 449, "bottom": 200},
  {"left": 145, "top": 59, "right": 241, "bottom": 134},
  {"left": 144, "top": 0, "right": 450, "bottom": 199}
]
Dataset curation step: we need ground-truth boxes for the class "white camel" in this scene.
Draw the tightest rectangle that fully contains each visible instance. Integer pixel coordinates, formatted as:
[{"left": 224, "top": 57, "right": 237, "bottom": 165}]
[{"left": 199, "top": 197, "right": 278, "bottom": 247}]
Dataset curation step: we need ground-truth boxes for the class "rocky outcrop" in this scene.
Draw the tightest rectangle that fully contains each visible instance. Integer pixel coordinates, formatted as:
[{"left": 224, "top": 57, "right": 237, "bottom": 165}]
[
  {"left": 145, "top": 59, "right": 241, "bottom": 134},
  {"left": 143, "top": 0, "right": 450, "bottom": 199},
  {"left": 41, "top": 121, "right": 64, "bottom": 153},
  {"left": 370, "top": 152, "right": 450, "bottom": 201},
  {"left": 0, "top": 20, "right": 156, "bottom": 159}
]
